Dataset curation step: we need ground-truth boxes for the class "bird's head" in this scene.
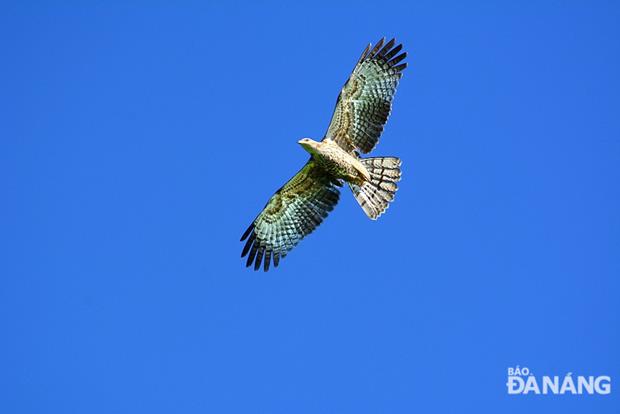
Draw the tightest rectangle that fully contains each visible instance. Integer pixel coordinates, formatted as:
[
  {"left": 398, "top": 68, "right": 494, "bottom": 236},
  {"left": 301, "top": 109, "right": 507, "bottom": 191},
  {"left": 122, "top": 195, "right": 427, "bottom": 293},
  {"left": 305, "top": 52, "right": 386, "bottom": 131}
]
[{"left": 298, "top": 137, "right": 319, "bottom": 154}]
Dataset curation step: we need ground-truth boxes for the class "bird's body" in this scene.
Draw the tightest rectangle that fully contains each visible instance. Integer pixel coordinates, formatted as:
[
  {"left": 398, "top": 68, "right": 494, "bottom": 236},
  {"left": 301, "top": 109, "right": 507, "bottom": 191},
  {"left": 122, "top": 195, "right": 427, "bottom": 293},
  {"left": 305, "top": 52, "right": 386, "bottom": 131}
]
[
  {"left": 298, "top": 138, "right": 370, "bottom": 185},
  {"left": 241, "top": 38, "right": 408, "bottom": 271}
]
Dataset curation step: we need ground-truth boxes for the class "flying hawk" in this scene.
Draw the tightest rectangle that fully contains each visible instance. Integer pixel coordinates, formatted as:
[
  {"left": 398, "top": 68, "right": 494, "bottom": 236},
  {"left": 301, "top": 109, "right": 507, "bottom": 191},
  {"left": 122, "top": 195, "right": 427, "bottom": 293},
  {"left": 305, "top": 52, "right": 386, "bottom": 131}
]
[{"left": 241, "top": 38, "right": 407, "bottom": 271}]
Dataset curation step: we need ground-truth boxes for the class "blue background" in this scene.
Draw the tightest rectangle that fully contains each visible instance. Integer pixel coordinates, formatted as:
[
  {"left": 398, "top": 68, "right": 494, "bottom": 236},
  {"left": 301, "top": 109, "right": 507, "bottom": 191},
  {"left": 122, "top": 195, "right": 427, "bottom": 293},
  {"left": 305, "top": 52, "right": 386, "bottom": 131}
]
[{"left": 2, "top": 1, "right": 619, "bottom": 413}]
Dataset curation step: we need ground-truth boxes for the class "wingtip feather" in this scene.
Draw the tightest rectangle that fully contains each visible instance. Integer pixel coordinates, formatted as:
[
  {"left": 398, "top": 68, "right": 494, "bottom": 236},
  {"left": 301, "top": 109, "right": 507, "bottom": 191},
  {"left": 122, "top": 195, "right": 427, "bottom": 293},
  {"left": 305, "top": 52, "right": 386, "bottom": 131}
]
[
  {"left": 263, "top": 250, "right": 271, "bottom": 272},
  {"left": 369, "top": 37, "right": 385, "bottom": 57},
  {"left": 378, "top": 38, "right": 396, "bottom": 57},
  {"left": 240, "top": 223, "right": 254, "bottom": 241},
  {"left": 254, "top": 248, "right": 264, "bottom": 271},
  {"left": 241, "top": 234, "right": 255, "bottom": 258}
]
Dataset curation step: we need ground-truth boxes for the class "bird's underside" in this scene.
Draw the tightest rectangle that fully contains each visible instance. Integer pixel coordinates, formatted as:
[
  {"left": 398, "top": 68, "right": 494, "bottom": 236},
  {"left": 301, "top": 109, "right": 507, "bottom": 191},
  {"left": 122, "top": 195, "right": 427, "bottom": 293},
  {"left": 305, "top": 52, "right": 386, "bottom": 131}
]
[
  {"left": 299, "top": 139, "right": 370, "bottom": 185},
  {"left": 241, "top": 37, "right": 407, "bottom": 271}
]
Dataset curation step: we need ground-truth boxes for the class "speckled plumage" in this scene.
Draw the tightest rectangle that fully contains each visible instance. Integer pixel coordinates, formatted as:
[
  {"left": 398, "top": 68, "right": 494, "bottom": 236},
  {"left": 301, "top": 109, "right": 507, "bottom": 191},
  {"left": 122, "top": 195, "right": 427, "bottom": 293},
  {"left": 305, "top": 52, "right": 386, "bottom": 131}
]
[
  {"left": 241, "top": 38, "right": 407, "bottom": 271},
  {"left": 299, "top": 139, "right": 370, "bottom": 185}
]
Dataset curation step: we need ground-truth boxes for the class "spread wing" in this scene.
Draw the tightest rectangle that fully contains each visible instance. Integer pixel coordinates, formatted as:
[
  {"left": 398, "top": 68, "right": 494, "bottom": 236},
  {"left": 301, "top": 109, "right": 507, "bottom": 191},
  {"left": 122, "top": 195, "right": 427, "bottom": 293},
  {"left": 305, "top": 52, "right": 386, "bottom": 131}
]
[
  {"left": 324, "top": 38, "right": 407, "bottom": 154},
  {"left": 240, "top": 160, "right": 341, "bottom": 271}
]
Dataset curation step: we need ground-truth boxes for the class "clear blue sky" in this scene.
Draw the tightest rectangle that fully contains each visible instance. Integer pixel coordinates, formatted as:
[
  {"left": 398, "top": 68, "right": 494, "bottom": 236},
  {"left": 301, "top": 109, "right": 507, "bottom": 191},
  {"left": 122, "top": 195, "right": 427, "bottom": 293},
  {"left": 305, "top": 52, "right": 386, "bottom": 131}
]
[{"left": 2, "top": 1, "right": 619, "bottom": 413}]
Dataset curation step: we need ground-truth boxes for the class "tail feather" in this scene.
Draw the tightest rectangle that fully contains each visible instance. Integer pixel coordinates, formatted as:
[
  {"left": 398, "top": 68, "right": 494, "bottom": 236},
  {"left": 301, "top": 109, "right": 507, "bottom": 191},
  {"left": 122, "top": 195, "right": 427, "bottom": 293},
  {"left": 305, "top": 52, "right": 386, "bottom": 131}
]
[{"left": 350, "top": 157, "right": 402, "bottom": 220}]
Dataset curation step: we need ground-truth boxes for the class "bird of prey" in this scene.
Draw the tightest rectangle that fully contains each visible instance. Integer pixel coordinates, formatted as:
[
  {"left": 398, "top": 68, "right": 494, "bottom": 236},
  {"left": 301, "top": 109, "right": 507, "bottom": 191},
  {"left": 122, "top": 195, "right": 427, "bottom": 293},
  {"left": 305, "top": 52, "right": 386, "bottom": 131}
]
[{"left": 241, "top": 38, "right": 407, "bottom": 271}]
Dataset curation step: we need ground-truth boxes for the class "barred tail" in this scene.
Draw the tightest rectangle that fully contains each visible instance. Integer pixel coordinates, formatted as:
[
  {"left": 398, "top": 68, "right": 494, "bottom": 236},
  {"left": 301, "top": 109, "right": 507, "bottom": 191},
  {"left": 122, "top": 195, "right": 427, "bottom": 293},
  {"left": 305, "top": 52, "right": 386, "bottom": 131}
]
[{"left": 349, "top": 157, "right": 402, "bottom": 220}]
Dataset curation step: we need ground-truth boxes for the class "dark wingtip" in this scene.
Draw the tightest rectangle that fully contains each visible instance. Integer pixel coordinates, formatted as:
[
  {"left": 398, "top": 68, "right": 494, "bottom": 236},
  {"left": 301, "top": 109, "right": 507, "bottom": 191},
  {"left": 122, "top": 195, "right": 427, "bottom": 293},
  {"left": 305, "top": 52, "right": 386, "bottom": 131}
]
[
  {"left": 263, "top": 250, "right": 271, "bottom": 272},
  {"left": 254, "top": 249, "right": 264, "bottom": 271},
  {"left": 357, "top": 43, "right": 372, "bottom": 65},
  {"left": 393, "top": 63, "right": 407, "bottom": 73},
  {"left": 240, "top": 222, "right": 254, "bottom": 241},
  {"left": 389, "top": 51, "right": 407, "bottom": 68},
  {"left": 384, "top": 43, "right": 403, "bottom": 61},
  {"left": 369, "top": 37, "right": 386, "bottom": 57},
  {"left": 241, "top": 232, "right": 255, "bottom": 258},
  {"left": 378, "top": 38, "right": 396, "bottom": 57},
  {"left": 246, "top": 242, "right": 258, "bottom": 267}
]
